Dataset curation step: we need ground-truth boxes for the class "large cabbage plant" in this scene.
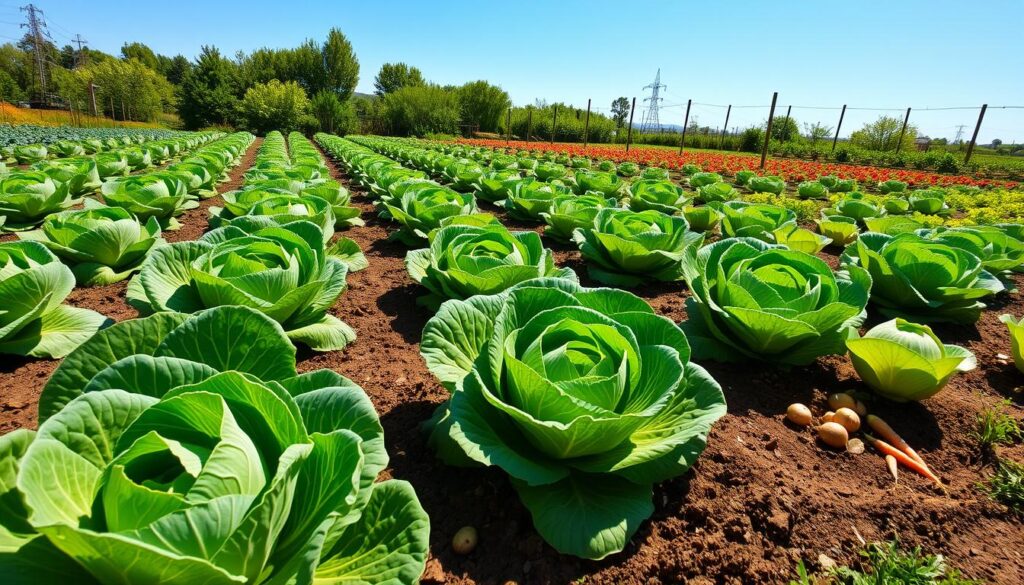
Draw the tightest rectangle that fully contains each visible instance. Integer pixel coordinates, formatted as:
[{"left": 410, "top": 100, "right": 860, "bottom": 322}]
[
  {"left": 0, "top": 305, "right": 429, "bottom": 585},
  {"left": 0, "top": 241, "right": 110, "bottom": 357},
  {"left": 540, "top": 193, "right": 616, "bottom": 242},
  {"left": 573, "top": 170, "right": 622, "bottom": 198},
  {"left": 101, "top": 172, "right": 197, "bottom": 230},
  {"left": 573, "top": 208, "right": 703, "bottom": 286},
  {"left": 420, "top": 278, "right": 726, "bottom": 559},
  {"left": 841, "top": 232, "right": 1004, "bottom": 324},
  {"left": 503, "top": 179, "right": 571, "bottom": 221},
  {"left": 32, "top": 159, "right": 101, "bottom": 197},
  {"left": 711, "top": 201, "right": 796, "bottom": 242},
  {"left": 681, "top": 237, "right": 872, "bottom": 365},
  {"left": 383, "top": 186, "right": 477, "bottom": 245},
  {"left": 127, "top": 220, "right": 358, "bottom": 351},
  {"left": 18, "top": 203, "right": 163, "bottom": 285},
  {"left": 0, "top": 172, "right": 76, "bottom": 231},
  {"left": 210, "top": 189, "right": 337, "bottom": 243},
  {"left": 627, "top": 179, "right": 689, "bottom": 214},
  {"left": 406, "top": 222, "right": 576, "bottom": 309}
]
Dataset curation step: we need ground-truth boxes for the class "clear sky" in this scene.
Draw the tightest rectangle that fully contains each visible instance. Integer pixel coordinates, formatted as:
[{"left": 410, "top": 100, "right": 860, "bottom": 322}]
[{"left": 3, "top": 0, "right": 1021, "bottom": 143}]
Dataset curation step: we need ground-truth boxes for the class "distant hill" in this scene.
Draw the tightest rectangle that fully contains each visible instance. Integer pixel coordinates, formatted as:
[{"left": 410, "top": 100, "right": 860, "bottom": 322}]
[{"left": 353, "top": 92, "right": 377, "bottom": 100}]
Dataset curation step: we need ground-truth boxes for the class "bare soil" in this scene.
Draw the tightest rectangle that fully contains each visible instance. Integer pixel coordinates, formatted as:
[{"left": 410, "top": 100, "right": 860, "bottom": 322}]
[{"left": 1, "top": 138, "right": 1022, "bottom": 584}]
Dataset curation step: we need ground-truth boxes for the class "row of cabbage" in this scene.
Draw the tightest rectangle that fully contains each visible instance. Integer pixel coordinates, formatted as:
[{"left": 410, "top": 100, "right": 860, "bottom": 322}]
[
  {"left": 318, "top": 132, "right": 728, "bottom": 561},
  {"left": 0, "top": 130, "right": 430, "bottom": 585},
  {"left": 0, "top": 124, "right": 180, "bottom": 147},
  {"left": 126, "top": 130, "right": 367, "bottom": 353},
  {"left": 334, "top": 134, "right": 1020, "bottom": 404},
  {"left": 1, "top": 129, "right": 194, "bottom": 166},
  {"left": 0, "top": 132, "right": 253, "bottom": 360}
]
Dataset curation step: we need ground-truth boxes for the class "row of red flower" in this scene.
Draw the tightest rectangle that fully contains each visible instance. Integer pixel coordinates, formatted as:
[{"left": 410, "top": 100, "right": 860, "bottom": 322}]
[{"left": 454, "top": 139, "right": 1019, "bottom": 190}]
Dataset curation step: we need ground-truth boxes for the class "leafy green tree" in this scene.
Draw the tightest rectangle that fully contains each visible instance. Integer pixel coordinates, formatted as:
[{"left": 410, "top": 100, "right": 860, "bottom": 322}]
[
  {"left": 803, "top": 122, "right": 833, "bottom": 143},
  {"left": 55, "top": 58, "right": 174, "bottom": 121},
  {"left": 611, "top": 96, "right": 630, "bottom": 128},
  {"left": 120, "top": 42, "right": 159, "bottom": 71},
  {"left": 458, "top": 80, "right": 509, "bottom": 133},
  {"left": 286, "top": 39, "right": 326, "bottom": 95},
  {"left": 311, "top": 89, "right": 358, "bottom": 134},
  {"left": 380, "top": 84, "right": 460, "bottom": 136},
  {"left": 323, "top": 28, "right": 359, "bottom": 100},
  {"left": 769, "top": 115, "right": 799, "bottom": 141},
  {"left": 238, "top": 79, "right": 311, "bottom": 134},
  {"left": 374, "top": 62, "right": 425, "bottom": 96},
  {"left": 178, "top": 46, "right": 241, "bottom": 128},
  {"left": 850, "top": 115, "right": 918, "bottom": 151},
  {"left": 162, "top": 54, "right": 191, "bottom": 84},
  {"left": 0, "top": 69, "right": 25, "bottom": 102}
]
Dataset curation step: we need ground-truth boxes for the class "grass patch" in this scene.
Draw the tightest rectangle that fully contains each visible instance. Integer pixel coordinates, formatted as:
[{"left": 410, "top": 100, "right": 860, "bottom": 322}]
[
  {"left": 792, "top": 539, "right": 982, "bottom": 584},
  {"left": 980, "top": 458, "right": 1024, "bottom": 513},
  {"left": 974, "top": 398, "right": 1023, "bottom": 454}
]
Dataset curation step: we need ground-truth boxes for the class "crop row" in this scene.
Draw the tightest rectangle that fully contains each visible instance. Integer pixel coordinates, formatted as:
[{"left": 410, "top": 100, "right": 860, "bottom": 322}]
[{"left": 0, "top": 124, "right": 183, "bottom": 148}]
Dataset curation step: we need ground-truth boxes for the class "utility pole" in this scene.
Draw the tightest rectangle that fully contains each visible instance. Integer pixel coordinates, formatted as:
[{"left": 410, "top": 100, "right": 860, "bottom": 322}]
[
  {"left": 760, "top": 92, "right": 778, "bottom": 170},
  {"left": 964, "top": 104, "right": 988, "bottom": 164},
  {"left": 639, "top": 69, "right": 666, "bottom": 134},
  {"left": 625, "top": 96, "right": 636, "bottom": 152},
  {"left": 88, "top": 82, "right": 99, "bottom": 117},
  {"left": 72, "top": 34, "right": 88, "bottom": 68},
  {"left": 583, "top": 98, "right": 592, "bottom": 148},
  {"left": 21, "top": 4, "right": 49, "bottom": 104}
]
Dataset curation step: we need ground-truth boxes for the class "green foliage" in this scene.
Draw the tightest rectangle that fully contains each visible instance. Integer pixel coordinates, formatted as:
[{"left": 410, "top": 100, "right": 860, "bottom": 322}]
[
  {"left": 974, "top": 398, "right": 1023, "bottom": 453},
  {"left": 57, "top": 58, "right": 175, "bottom": 122},
  {"left": 100, "top": 171, "right": 197, "bottom": 230},
  {"left": 681, "top": 237, "right": 871, "bottom": 365},
  {"left": 419, "top": 278, "right": 726, "bottom": 559},
  {"left": 380, "top": 85, "right": 461, "bottom": 136},
  {"left": 383, "top": 184, "right": 477, "bottom": 244},
  {"left": 627, "top": 179, "right": 690, "bottom": 214},
  {"left": 458, "top": 80, "right": 510, "bottom": 133},
  {"left": 322, "top": 28, "right": 360, "bottom": 100},
  {"left": 374, "top": 62, "right": 425, "bottom": 96},
  {"left": 712, "top": 201, "right": 796, "bottom": 242},
  {"left": 238, "top": 80, "right": 312, "bottom": 135},
  {"left": 540, "top": 193, "right": 615, "bottom": 242},
  {"left": 0, "top": 172, "right": 76, "bottom": 230},
  {"left": 504, "top": 178, "right": 571, "bottom": 221},
  {"left": 310, "top": 90, "right": 358, "bottom": 135},
  {"left": 847, "top": 319, "right": 975, "bottom": 402},
  {"left": 832, "top": 540, "right": 982, "bottom": 585},
  {"left": 0, "top": 305, "right": 429, "bottom": 584},
  {"left": 841, "top": 233, "right": 1004, "bottom": 324},
  {"left": 406, "top": 222, "right": 575, "bottom": 309},
  {"left": 980, "top": 458, "right": 1024, "bottom": 513},
  {"left": 179, "top": 46, "right": 241, "bottom": 129},
  {"left": 850, "top": 115, "right": 918, "bottom": 152},
  {"left": 0, "top": 241, "right": 110, "bottom": 357},
  {"left": 610, "top": 97, "right": 630, "bottom": 128}
]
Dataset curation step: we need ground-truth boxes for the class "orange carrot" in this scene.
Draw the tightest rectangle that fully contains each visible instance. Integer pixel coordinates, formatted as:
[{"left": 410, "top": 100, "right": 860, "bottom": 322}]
[
  {"left": 866, "top": 415, "right": 930, "bottom": 469},
  {"left": 865, "top": 434, "right": 944, "bottom": 488}
]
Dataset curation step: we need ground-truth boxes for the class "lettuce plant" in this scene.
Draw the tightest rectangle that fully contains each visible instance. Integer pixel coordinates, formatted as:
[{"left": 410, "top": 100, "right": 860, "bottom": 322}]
[
  {"left": 0, "top": 172, "right": 76, "bottom": 231},
  {"left": 863, "top": 215, "right": 923, "bottom": 235},
  {"left": 696, "top": 181, "right": 739, "bottom": 203},
  {"left": 300, "top": 182, "right": 363, "bottom": 227},
  {"left": 570, "top": 157, "right": 590, "bottom": 169},
  {"left": 101, "top": 172, "right": 197, "bottom": 230},
  {"left": 540, "top": 193, "right": 616, "bottom": 242},
  {"left": 383, "top": 186, "right": 477, "bottom": 245},
  {"left": 733, "top": 170, "right": 755, "bottom": 186},
  {"left": 883, "top": 197, "right": 910, "bottom": 215},
  {"left": 573, "top": 208, "right": 703, "bottom": 286},
  {"left": 574, "top": 170, "right": 622, "bottom": 198},
  {"left": 999, "top": 314, "right": 1024, "bottom": 374},
  {"left": 32, "top": 159, "right": 101, "bottom": 197},
  {"left": 681, "top": 163, "right": 701, "bottom": 175},
  {"left": 711, "top": 201, "right": 796, "bottom": 241},
  {"left": 827, "top": 193, "right": 885, "bottom": 223},
  {"left": 814, "top": 214, "right": 860, "bottom": 246},
  {"left": 627, "top": 179, "right": 690, "bottom": 214},
  {"left": 420, "top": 278, "right": 726, "bottom": 559},
  {"left": 127, "top": 220, "right": 357, "bottom": 351},
  {"left": 474, "top": 169, "right": 520, "bottom": 203},
  {"left": 616, "top": 161, "right": 639, "bottom": 177},
  {"left": 18, "top": 203, "right": 163, "bottom": 285},
  {"left": 406, "top": 222, "right": 575, "bottom": 309},
  {"left": 688, "top": 172, "right": 722, "bottom": 188},
  {"left": 907, "top": 189, "right": 950, "bottom": 215},
  {"left": 166, "top": 161, "right": 217, "bottom": 198},
  {"left": 94, "top": 152, "right": 129, "bottom": 179},
  {"left": 772, "top": 224, "right": 832, "bottom": 254},
  {"left": 0, "top": 241, "right": 110, "bottom": 357},
  {"left": 846, "top": 318, "right": 975, "bottom": 402},
  {"left": 796, "top": 181, "right": 828, "bottom": 199},
  {"left": 641, "top": 167, "right": 670, "bottom": 180},
  {"left": 878, "top": 179, "right": 908, "bottom": 194},
  {"left": 12, "top": 144, "right": 47, "bottom": 164},
  {"left": 841, "top": 232, "right": 1004, "bottom": 324},
  {"left": 683, "top": 205, "right": 723, "bottom": 233},
  {"left": 681, "top": 237, "right": 871, "bottom": 365},
  {"left": 210, "top": 190, "right": 337, "bottom": 243},
  {"left": 443, "top": 160, "right": 485, "bottom": 192},
  {"left": 503, "top": 179, "right": 571, "bottom": 221},
  {"left": 748, "top": 175, "right": 785, "bottom": 194},
  {"left": 0, "top": 305, "right": 429, "bottom": 585},
  {"left": 534, "top": 162, "right": 567, "bottom": 181}
]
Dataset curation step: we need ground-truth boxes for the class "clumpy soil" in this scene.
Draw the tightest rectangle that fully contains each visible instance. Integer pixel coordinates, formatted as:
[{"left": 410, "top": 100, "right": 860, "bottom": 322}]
[{"left": 2, "top": 138, "right": 1022, "bottom": 584}]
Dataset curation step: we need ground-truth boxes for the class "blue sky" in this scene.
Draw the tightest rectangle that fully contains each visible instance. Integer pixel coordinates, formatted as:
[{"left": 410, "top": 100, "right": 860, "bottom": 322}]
[{"left": 3, "top": 0, "right": 1021, "bottom": 142}]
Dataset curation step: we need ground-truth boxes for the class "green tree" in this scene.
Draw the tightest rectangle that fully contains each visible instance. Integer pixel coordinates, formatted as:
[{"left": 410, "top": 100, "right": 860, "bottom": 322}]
[
  {"left": 374, "top": 62, "right": 425, "bottom": 96},
  {"left": 458, "top": 80, "right": 509, "bottom": 133},
  {"left": 850, "top": 115, "right": 918, "bottom": 152},
  {"left": 380, "top": 84, "right": 460, "bottom": 136},
  {"left": 55, "top": 58, "right": 174, "bottom": 121},
  {"left": 803, "top": 122, "right": 833, "bottom": 143},
  {"left": 611, "top": 97, "right": 630, "bottom": 128},
  {"left": 0, "top": 69, "right": 24, "bottom": 102},
  {"left": 238, "top": 79, "right": 311, "bottom": 134},
  {"left": 179, "top": 46, "right": 241, "bottom": 128},
  {"left": 286, "top": 39, "right": 326, "bottom": 95},
  {"left": 322, "top": 28, "right": 359, "bottom": 100},
  {"left": 769, "top": 115, "right": 799, "bottom": 142},
  {"left": 120, "top": 42, "right": 160, "bottom": 71},
  {"left": 162, "top": 55, "right": 191, "bottom": 85},
  {"left": 310, "top": 89, "right": 358, "bottom": 134}
]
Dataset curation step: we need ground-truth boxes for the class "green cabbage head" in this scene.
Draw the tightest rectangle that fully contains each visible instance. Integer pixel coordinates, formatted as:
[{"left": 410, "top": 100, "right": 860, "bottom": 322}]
[
  {"left": 0, "top": 172, "right": 75, "bottom": 231},
  {"left": 999, "top": 314, "right": 1024, "bottom": 374},
  {"left": 383, "top": 186, "right": 477, "bottom": 245},
  {"left": 681, "top": 237, "right": 871, "bottom": 365},
  {"left": 0, "top": 305, "right": 429, "bottom": 585},
  {"left": 627, "top": 179, "right": 690, "bottom": 214},
  {"left": 127, "top": 220, "right": 357, "bottom": 351},
  {"left": 814, "top": 215, "right": 859, "bottom": 246},
  {"left": 0, "top": 241, "right": 110, "bottom": 357},
  {"left": 846, "top": 318, "right": 975, "bottom": 402},
  {"left": 406, "top": 222, "right": 576, "bottom": 309},
  {"left": 711, "top": 201, "right": 796, "bottom": 242},
  {"left": 573, "top": 208, "right": 703, "bottom": 286},
  {"left": 420, "top": 278, "right": 726, "bottom": 560},
  {"left": 101, "top": 172, "right": 197, "bottom": 230},
  {"left": 18, "top": 202, "right": 164, "bottom": 285},
  {"left": 540, "top": 193, "right": 616, "bottom": 242},
  {"left": 841, "top": 232, "right": 1004, "bottom": 324}
]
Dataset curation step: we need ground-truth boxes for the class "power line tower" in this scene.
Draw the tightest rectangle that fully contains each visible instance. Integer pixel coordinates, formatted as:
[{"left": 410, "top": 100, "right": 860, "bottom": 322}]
[
  {"left": 953, "top": 124, "right": 967, "bottom": 145},
  {"left": 639, "top": 69, "right": 666, "bottom": 134},
  {"left": 72, "top": 34, "right": 88, "bottom": 68},
  {"left": 20, "top": 3, "right": 49, "bottom": 104}
]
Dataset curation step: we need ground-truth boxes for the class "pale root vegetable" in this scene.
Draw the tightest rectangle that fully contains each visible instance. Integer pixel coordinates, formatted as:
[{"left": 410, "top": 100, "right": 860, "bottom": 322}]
[
  {"left": 833, "top": 408, "right": 861, "bottom": 433},
  {"left": 786, "top": 403, "right": 813, "bottom": 426},
  {"left": 886, "top": 454, "right": 899, "bottom": 484},
  {"left": 821, "top": 411, "right": 836, "bottom": 424},
  {"left": 817, "top": 422, "right": 849, "bottom": 449},
  {"left": 847, "top": 438, "right": 865, "bottom": 454},
  {"left": 828, "top": 393, "right": 856, "bottom": 411},
  {"left": 452, "top": 526, "right": 478, "bottom": 555}
]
